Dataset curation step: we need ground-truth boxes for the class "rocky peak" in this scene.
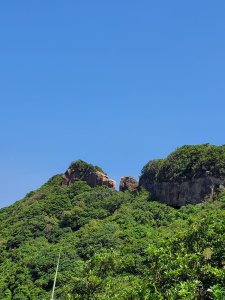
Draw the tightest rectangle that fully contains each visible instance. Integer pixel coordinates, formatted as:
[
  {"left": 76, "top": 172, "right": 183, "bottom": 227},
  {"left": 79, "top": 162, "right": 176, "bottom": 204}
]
[
  {"left": 119, "top": 176, "right": 139, "bottom": 192},
  {"left": 62, "top": 160, "right": 116, "bottom": 189}
]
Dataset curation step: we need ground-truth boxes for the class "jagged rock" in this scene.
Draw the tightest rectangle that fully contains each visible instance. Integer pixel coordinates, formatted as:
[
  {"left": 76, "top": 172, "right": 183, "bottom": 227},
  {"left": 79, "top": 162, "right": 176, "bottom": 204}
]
[
  {"left": 119, "top": 176, "right": 139, "bottom": 192},
  {"left": 62, "top": 160, "right": 116, "bottom": 189}
]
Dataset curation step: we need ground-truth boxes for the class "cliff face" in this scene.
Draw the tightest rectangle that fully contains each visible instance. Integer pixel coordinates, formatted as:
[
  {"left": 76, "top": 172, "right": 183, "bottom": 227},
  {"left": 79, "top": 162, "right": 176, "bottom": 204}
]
[
  {"left": 139, "top": 145, "right": 225, "bottom": 206},
  {"left": 140, "top": 175, "right": 225, "bottom": 206},
  {"left": 62, "top": 160, "right": 116, "bottom": 189}
]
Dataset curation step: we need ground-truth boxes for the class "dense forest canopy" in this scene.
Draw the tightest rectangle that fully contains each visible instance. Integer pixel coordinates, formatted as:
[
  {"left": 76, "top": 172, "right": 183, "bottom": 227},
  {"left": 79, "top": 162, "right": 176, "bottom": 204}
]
[{"left": 0, "top": 146, "right": 225, "bottom": 299}]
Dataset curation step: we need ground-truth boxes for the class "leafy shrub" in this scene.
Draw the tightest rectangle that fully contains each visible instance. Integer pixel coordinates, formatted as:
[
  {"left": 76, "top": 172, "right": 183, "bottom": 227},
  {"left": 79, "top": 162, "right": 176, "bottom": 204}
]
[
  {"left": 141, "top": 144, "right": 225, "bottom": 183},
  {"left": 69, "top": 160, "right": 106, "bottom": 175}
]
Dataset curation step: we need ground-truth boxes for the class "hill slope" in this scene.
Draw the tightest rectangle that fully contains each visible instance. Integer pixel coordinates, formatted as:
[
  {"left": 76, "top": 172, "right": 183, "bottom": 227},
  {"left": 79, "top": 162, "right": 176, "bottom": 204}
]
[{"left": 0, "top": 153, "right": 225, "bottom": 299}]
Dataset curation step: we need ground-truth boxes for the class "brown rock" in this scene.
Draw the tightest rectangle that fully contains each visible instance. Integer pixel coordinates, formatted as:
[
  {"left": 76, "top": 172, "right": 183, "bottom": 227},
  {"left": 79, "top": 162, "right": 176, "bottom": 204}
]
[
  {"left": 119, "top": 176, "right": 139, "bottom": 192},
  {"left": 62, "top": 162, "right": 116, "bottom": 189}
]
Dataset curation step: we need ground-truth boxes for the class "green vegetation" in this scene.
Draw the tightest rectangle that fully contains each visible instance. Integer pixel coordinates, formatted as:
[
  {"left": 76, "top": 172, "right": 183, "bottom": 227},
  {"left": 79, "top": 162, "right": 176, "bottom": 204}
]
[
  {"left": 1, "top": 149, "right": 225, "bottom": 299},
  {"left": 141, "top": 144, "right": 225, "bottom": 183},
  {"left": 140, "top": 159, "right": 164, "bottom": 182},
  {"left": 69, "top": 160, "right": 106, "bottom": 175},
  {"left": 0, "top": 177, "right": 225, "bottom": 299}
]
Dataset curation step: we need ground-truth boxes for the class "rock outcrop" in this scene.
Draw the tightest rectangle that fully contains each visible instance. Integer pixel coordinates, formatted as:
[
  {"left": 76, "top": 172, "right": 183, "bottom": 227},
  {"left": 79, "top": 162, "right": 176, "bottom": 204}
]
[
  {"left": 139, "top": 145, "right": 225, "bottom": 206},
  {"left": 139, "top": 174, "right": 225, "bottom": 206},
  {"left": 62, "top": 160, "right": 116, "bottom": 189},
  {"left": 119, "top": 176, "right": 139, "bottom": 192}
]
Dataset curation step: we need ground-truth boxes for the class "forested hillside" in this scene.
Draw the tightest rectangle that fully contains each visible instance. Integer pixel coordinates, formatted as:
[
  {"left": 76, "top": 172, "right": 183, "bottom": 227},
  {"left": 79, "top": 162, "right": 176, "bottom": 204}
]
[{"left": 0, "top": 150, "right": 225, "bottom": 299}]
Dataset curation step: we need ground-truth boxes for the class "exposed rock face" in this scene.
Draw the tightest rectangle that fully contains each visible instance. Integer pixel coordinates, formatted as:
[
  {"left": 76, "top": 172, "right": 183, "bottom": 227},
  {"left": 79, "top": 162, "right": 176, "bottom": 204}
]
[
  {"left": 62, "top": 167, "right": 116, "bottom": 189},
  {"left": 139, "top": 145, "right": 225, "bottom": 206},
  {"left": 139, "top": 175, "right": 225, "bottom": 206},
  {"left": 119, "top": 176, "right": 139, "bottom": 192}
]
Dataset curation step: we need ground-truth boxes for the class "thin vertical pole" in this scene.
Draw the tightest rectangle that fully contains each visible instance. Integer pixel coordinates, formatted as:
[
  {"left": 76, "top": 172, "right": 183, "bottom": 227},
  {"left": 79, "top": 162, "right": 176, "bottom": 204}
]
[{"left": 50, "top": 248, "right": 61, "bottom": 300}]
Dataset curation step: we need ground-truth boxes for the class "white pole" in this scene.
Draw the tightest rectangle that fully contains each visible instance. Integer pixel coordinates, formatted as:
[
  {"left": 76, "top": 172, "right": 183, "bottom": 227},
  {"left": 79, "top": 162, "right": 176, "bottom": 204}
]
[{"left": 50, "top": 248, "right": 61, "bottom": 300}]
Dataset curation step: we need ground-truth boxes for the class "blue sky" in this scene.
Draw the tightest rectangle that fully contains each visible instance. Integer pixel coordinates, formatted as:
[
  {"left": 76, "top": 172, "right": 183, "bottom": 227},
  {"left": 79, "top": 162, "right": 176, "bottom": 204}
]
[{"left": 0, "top": 1, "right": 225, "bottom": 208}]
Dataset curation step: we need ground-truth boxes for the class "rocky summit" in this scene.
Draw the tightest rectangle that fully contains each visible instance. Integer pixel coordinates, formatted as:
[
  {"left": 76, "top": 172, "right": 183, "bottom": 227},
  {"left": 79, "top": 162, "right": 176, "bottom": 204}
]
[
  {"left": 62, "top": 160, "right": 116, "bottom": 189},
  {"left": 61, "top": 145, "right": 225, "bottom": 207}
]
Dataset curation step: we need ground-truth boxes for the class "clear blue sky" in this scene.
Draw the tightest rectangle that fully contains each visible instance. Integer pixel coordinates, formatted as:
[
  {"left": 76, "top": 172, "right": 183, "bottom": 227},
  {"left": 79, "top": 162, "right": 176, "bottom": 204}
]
[{"left": 0, "top": 1, "right": 225, "bottom": 208}]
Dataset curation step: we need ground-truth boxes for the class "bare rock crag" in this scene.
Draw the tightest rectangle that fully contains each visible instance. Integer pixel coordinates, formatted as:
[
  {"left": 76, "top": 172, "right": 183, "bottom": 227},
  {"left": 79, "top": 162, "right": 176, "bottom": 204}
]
[
  {"left": 119, "top": 176, "right": 139, "bottom": 192},
  {"left": 62, "top": 164, "right": 116, "bottom": 189}
]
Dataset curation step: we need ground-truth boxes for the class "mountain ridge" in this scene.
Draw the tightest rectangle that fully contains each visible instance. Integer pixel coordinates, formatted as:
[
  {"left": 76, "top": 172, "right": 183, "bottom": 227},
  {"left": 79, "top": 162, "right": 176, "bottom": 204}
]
[
  {"left": 0, "top": 144, "right": 225, "bottom": 299},
  {"left": 59, "top": 144, "right": 225, "bottom": 207}
]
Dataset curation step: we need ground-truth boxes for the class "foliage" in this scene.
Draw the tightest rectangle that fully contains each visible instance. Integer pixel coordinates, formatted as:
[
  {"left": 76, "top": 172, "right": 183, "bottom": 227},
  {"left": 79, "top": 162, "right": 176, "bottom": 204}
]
[
  {"left": 140, "top": 159, "right": 164, "bottom": 182},
  {"left": 69, "top": 160, "right": 106, "bottom": 175},
  {"left": 0, "top": 153, "right": 225, "bottom": 299},
  {"left": 141, "top": 144, "right": 225, "bottom": 183}
]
